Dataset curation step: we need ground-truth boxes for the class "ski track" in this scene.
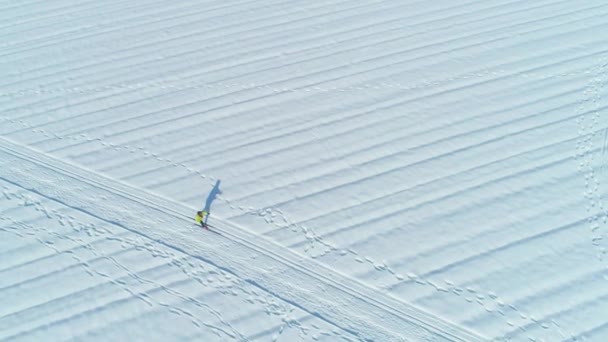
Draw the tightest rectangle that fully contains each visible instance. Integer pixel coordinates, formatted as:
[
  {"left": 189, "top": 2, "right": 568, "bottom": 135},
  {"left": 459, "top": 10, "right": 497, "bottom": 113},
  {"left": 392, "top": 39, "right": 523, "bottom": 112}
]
[
  {"left": 1, "top": 0, "right": 607, "bottom": 341},
  {"left": 0, "top": 180, "right": 342, "bottom": 342},
  {"left": 0, "top": 137, "right": 483, "bottom": 341}
]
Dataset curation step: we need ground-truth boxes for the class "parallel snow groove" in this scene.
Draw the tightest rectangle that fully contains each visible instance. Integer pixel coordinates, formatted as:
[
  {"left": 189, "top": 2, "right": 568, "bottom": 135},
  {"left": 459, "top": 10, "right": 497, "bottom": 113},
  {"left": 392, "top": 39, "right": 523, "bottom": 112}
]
[
  {"left": 11, "top": 42, "right": 600, "bottom": 160},
  {"left": 225, "top": 107, "right": 590, "bottom": 226},
  {"left": 94, "top": 65, "right": 594, "bottom": 179},
  {"left": 272, "top": 98, "right": 589, "bottom": 231},
  {"left": 0, "top": 0, "right": 372, "bottom": 71},
  {"left": 3, "top": 2, "right": 592, "bottom": 104},
  {"left": 0, "top": 0, "right": 353, "bottom": 80},
  {"left": 4, "top": 0, "right": 604, "bottom": 114},
  {"left": 4, "top": 41, "right": 604, "bottom": 148},
  {"left": 0, "top": 0, "right": 295, "bottom": 56},
  {"left": 2, "top": 1, "right": 604, "bottom": 108},
  {"left": 0, "top": 138, "right": 486, "bottom": 342},
  {"left": 7, "top": 47, "right": 600, "bottom": 174},
  {"left": 225, "top": 94, "right": 591, "bottom": 203}
]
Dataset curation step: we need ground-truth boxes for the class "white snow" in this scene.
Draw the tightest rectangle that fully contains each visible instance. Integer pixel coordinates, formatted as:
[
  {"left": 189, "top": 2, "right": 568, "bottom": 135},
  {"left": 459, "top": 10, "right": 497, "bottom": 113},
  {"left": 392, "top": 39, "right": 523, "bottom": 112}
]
[{"left": 1, "top": 0, "right": 607, "bottom": 341}]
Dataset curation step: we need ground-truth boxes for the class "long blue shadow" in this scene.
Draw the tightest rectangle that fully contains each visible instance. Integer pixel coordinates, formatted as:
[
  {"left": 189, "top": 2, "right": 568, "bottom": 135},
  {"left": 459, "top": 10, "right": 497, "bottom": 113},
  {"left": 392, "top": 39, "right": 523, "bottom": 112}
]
[{"left": 203, "top": 180, "right": 221, "bottom": 224}]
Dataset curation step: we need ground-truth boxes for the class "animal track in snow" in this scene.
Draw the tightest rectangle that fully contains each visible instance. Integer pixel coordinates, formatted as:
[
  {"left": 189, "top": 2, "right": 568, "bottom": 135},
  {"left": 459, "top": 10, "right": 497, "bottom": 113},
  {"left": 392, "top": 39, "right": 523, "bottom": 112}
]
[{"left": 0, "top": 184, "right": 336, "bottom": 341}]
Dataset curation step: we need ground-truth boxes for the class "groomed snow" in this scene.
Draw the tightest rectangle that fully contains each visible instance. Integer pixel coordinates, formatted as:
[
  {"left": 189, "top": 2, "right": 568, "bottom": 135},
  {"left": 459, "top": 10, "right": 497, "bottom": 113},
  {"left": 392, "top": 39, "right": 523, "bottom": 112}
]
[{"left": 1, "top": 0, "right": 608, "bottom": 341}]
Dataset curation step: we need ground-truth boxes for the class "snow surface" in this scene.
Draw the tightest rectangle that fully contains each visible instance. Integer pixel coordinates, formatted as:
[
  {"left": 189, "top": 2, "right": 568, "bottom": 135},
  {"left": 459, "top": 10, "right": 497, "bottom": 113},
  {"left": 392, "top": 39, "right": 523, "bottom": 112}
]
[{"left": 1, "top": 0, "right": 608, "bottom": 341}]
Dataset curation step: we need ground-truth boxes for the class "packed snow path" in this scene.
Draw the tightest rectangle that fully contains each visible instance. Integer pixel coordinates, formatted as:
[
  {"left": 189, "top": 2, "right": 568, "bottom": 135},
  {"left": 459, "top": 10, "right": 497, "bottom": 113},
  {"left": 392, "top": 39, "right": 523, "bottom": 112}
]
[{"left": 0, "top": 137, "right": 481, "bottom": 341}]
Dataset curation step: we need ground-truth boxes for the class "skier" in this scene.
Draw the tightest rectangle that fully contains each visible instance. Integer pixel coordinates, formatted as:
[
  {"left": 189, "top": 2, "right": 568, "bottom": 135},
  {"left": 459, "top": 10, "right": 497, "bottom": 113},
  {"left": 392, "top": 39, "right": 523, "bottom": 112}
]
[{"left": 195, "top": 210, "right": 208, "bottom": 229}]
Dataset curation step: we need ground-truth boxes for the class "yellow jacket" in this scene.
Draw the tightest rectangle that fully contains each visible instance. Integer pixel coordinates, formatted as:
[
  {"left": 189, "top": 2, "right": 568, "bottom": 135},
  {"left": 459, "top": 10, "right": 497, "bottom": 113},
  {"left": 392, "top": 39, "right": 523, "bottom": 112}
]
[{"left": 195, "top": 211, "right": 208, "bottom": 224}]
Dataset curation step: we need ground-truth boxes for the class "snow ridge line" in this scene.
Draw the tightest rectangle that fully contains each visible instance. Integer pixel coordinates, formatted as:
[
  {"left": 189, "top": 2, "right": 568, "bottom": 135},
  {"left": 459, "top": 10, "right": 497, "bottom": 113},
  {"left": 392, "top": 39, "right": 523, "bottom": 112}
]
[
  {"left": 0, "top": 136, "right": 486, "bottom": 342},
  {"left": 0, "top": 68, "right": 594, "bottom": 98}
]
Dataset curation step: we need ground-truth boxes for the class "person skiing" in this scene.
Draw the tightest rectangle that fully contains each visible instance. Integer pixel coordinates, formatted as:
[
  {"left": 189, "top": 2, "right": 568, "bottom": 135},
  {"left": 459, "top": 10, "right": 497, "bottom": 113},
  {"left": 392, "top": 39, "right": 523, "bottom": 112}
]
[{"left": 195, "top": 210, "right": 208, "bottom": 229}]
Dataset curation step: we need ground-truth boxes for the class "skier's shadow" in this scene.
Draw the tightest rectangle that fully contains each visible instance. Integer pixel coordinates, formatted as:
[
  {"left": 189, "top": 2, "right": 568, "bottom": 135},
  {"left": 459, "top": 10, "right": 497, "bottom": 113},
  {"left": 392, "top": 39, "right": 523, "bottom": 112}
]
[{"left": 203, "top": 180, "right": 222, "bottom": 224}]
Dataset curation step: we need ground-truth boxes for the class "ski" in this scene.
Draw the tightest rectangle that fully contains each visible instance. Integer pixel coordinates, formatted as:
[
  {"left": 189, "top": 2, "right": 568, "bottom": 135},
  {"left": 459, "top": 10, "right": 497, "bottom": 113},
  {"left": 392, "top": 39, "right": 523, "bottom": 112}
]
[{"left": 192, "top": 223, "right": 220, "bottom": 234}]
